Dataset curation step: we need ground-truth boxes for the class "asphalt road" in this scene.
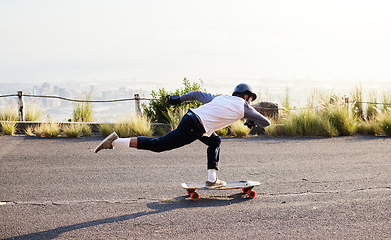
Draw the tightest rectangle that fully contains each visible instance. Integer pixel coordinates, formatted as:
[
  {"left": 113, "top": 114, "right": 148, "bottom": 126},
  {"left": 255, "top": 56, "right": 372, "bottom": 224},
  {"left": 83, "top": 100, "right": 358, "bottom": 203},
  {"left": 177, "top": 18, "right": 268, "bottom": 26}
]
[{"left": 1, "top": 135, "right": 390, "bottom": 239}]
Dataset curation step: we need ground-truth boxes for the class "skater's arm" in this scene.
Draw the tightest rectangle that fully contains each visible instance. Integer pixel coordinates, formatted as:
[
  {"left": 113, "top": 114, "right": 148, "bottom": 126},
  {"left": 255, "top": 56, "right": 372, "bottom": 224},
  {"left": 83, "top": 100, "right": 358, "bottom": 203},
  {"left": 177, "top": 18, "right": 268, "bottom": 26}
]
[
  {"left": 179, "top": 91, "right": 216, "bottom": 104},
  {"left": 243, "top": 103, "right": 271, "bottom": 128}
]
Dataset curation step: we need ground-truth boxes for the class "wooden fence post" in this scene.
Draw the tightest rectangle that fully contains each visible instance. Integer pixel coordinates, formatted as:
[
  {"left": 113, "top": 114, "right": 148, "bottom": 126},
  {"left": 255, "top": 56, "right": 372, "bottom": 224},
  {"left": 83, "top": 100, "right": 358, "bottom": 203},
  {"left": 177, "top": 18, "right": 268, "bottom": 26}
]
[
  {"left": 18, "top": 91, "right": 24, "bottom": 121},
  {"left": 134, "top": 93, "right": 141, "bottom": 116},
  {"left": 345, "top": 97, "right": 349, "bottom": 111}
]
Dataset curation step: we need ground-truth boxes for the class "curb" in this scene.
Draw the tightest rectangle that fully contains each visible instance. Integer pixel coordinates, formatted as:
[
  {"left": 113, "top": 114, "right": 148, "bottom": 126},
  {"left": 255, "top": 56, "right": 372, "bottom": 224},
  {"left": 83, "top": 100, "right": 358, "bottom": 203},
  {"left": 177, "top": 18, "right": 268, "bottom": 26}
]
[{"left": 0, "top": 121, "right": 171, "bottom": 136}]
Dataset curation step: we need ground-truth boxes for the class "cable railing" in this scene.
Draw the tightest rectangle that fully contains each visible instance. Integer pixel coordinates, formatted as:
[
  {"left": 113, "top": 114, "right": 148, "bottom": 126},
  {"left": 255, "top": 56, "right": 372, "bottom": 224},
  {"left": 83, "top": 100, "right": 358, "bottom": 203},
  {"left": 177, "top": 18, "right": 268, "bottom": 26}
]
[
  {"left": 1, "top": 91, "right": 282, "bottom": 121},
  {"left": 0, "top": 93, "right": 155, "bottom": 102},
  {"left": 1, "top": 91, "right": 155, "bottom": 121},
  {"left": 3, "top": 91, "right": 390, "bottom": 122}
]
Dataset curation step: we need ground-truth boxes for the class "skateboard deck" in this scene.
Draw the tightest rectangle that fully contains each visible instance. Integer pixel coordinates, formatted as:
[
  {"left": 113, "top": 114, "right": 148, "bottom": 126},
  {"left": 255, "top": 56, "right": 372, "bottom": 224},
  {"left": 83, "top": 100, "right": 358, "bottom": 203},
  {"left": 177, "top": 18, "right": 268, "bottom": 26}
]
[{"left": 181, "top": 180, "right": 260, "bottom": 201}]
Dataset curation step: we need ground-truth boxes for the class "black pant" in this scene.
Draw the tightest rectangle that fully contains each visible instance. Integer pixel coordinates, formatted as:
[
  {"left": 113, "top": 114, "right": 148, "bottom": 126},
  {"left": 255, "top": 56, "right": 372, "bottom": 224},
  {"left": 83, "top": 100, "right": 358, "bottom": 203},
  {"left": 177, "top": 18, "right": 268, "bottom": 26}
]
[{"left": 137, "top": 114, "right": 221, "bottom": 170}]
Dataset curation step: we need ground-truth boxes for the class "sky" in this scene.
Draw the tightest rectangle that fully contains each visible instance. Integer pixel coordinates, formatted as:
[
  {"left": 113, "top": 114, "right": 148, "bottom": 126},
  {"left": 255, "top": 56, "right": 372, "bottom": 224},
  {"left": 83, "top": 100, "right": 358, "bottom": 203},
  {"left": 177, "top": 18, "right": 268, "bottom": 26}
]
[{"left": 1, "top": 0, "right": 391, "bottom": 100}]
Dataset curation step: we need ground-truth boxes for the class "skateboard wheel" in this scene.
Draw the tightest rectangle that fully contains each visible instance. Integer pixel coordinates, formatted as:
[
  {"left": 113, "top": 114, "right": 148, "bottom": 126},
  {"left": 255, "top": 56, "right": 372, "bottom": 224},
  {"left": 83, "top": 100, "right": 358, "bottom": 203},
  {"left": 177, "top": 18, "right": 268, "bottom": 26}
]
[
  {"left": 242, "top": 188, "right": 249, "bottom": 193},
  {"left": 190, "top": 192, "right": 200, "bottom": 201},
  {"left": 247, "top": 190, "right": 256, "bottom": 199}
]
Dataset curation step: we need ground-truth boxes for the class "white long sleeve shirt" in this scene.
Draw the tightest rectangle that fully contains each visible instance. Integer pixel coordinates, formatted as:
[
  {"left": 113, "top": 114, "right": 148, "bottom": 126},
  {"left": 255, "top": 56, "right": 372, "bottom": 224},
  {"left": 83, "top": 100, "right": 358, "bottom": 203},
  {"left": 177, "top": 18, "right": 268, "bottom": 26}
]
[{"left": 180, "top": 91, "right": 271, "bottom": 137}]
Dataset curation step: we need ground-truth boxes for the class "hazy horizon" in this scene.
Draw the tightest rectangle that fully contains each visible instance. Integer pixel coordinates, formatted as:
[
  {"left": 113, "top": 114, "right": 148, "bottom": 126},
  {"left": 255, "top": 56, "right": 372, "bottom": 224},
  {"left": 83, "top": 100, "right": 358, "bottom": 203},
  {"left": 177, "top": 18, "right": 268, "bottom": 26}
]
[
  {"left": 1, "top": 1, "right": 391, "bottom": 90},
  {"left": 1, "top": 0, "right": 391, "bottom": 120},
  {"left": 2, "top": 77, "right": 391, "bottom": 122}
]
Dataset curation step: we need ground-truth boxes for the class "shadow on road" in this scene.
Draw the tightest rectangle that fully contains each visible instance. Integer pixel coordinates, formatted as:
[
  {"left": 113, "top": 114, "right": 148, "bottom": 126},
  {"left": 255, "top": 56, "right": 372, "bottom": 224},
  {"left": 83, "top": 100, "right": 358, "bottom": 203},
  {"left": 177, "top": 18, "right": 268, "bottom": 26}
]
[{"left": 4, "top": 194, "right": 250, "bottom": 240}]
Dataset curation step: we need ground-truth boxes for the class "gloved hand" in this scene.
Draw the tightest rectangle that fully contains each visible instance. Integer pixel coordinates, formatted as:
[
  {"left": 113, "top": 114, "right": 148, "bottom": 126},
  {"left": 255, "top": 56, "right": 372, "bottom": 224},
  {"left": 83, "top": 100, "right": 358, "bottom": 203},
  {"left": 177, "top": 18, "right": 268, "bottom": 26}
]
[
  {"left": 244, "top": 119, "right": 256, "bottom": 129},
  {"left": 167, "top": 95, "right": 181, "bottom": 105}
]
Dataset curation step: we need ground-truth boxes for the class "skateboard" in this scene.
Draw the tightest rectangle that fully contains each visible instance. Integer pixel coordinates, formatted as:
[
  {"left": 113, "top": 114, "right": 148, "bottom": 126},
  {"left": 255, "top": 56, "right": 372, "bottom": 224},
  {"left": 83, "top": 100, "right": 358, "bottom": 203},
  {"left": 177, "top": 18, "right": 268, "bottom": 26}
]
[{"left": 181, "top": 180, "right": 261, "bottom": 201}]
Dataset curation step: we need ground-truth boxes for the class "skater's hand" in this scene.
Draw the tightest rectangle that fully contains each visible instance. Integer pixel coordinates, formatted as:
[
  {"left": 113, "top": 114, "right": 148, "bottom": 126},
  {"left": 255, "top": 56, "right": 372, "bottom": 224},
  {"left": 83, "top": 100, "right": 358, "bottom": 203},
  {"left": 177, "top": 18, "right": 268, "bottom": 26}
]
[
  {"left": 167, "top": 95, "right": 181, "bottom": 105},
  {"left": 244, "top": 119, "right": 256, "bottom": 129}
]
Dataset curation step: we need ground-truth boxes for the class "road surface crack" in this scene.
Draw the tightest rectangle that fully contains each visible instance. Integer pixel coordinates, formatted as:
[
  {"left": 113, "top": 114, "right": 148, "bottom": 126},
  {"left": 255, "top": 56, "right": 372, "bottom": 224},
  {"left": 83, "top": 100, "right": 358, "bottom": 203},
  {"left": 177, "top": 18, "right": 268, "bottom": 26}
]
[
  {"left": 0, "top": 198, "right": 160, "bottom": 206},
  {"left": 264, "top": 186, "right": 391, "bottom": 196}
]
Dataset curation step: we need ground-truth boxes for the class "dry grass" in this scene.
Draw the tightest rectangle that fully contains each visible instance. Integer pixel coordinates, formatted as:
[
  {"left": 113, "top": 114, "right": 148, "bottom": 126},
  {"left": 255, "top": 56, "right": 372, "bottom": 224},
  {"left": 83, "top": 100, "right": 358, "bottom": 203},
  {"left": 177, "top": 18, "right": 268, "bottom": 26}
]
[
  {"left": 62, "top": 124, "right": 83, "bottom": 138},
  {"left": 25, "top": 100, "right": 44, "bottom": 121},
  {"left": 114, "top": 115, "right": 152, "bottom": 137},
  {"left": 72, "top": 92, "right": 94, "bottom": 122},
  {"left": 216, "top": 127, "right": 229, "bottom": 136},
  {"left": 229, "top": 120, "right": 251, "bottom": 137},
  {"left": 165, "top": 106, "right": 187, "bottom": 130},
  {"left": 24, "top": 126, "right": 35, "bottom": 136},
  {"left": 377, "top": 110, "right": 391, "bottom": 136},
  {"left": 98, "top": 123, "right": 114, "bottom": 137},
  {"left": 1, "top": 122, "right": 17, "bottom": 135},
  {"left": 34, "top": 123, "right": 61, "bottom": 138},
  {"left": 0, "top": 102, "right": 18, "bottom": 121}
]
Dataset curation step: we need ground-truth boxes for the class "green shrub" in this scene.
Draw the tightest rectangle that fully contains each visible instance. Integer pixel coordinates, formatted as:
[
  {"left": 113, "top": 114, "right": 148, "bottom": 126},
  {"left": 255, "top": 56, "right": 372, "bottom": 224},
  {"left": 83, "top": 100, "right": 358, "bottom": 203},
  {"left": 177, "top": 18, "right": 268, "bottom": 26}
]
[{"left": 142, "top": 78, "right": 205, "bottom": 123}]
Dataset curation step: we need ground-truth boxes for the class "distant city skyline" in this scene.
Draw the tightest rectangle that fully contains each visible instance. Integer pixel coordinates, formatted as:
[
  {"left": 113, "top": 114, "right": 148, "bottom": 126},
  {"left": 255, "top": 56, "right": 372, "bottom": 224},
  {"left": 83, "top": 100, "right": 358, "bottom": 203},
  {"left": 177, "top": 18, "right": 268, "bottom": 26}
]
[{"left": 2, "top": 77, "right": 391, "bottom": 122}]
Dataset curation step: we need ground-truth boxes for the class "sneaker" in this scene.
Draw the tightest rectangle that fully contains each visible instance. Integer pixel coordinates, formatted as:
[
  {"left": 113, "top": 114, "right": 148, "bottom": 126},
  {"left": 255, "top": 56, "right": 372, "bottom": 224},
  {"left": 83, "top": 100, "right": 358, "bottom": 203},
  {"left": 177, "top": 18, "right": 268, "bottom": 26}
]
[
  {"left": 205, "top": 179, "right": 227, "bottom": 189},
  {"left": 94, "top": 132, "right": 119, "bottom": 153}
]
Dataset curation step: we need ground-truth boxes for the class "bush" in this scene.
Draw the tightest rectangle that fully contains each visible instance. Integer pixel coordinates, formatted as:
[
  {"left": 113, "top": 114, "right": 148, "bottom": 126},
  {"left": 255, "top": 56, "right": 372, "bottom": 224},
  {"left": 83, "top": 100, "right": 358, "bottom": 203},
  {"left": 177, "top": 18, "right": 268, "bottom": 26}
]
[{"left": 142, "top": 78, "right": 205, "bottom": 123}]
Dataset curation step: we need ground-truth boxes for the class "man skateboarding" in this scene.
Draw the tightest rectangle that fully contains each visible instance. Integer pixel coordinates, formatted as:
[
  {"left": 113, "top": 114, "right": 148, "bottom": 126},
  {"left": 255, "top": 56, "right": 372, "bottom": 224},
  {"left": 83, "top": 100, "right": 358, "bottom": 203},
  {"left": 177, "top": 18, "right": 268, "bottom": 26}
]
[{"left": 94, "top": 83, "right": 271, "bottom": 188}]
